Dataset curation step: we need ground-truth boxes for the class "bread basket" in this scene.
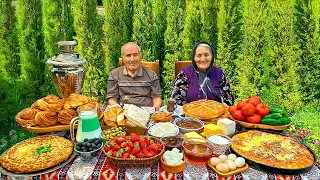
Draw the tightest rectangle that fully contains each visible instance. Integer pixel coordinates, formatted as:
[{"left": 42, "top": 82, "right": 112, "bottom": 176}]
[{"left": 103, "top": 136, "right": 165, "bottom": 168}]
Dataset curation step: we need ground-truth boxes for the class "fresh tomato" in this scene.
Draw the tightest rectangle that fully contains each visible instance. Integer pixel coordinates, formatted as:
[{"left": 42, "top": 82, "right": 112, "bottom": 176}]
[
  {"left": 246, "top": 114, "right": 261, "bottom": 124},
  {"left": 232, "top": 110, "right": 246, "bottom": 121},
  {"left": 247, "top": 96, "right": 262, "bottom": 106},
  {"left": 228, "top": 105, "right": 238, "bottom": 114},
  {"left": 241, "top": 103, "right": 256, "bottom": 117},
  {"left": 255, "top": 103, "right": 269, "bottom": 117},
  {"left": 237, "top": 101, "right": 248, "bottom": 110}
]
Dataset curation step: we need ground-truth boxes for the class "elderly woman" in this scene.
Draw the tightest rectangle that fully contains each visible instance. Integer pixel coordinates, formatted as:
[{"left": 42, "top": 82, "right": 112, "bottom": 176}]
[{"left": 171, "top": 42, "right": 234, "bottom": 106}]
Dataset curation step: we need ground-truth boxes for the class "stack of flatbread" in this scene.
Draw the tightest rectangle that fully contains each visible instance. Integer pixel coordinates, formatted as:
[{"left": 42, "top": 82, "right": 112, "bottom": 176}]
[{"left": 103, "top": 104, "right": 150, "bottom": 128}]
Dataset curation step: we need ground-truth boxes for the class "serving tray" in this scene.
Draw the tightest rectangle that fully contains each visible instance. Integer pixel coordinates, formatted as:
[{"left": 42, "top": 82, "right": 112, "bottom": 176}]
[
  {"left": 0, "top": 151, "right": 77, "bottom": 177},
  {"left": 207, "top": 162, "right": 249, "bottom": 177},
  {"left": 230, "top": 130, "right": 317, "bottom": 175},
  {"left": 230, "top": 117, "right": 291, "bottom": 130}
]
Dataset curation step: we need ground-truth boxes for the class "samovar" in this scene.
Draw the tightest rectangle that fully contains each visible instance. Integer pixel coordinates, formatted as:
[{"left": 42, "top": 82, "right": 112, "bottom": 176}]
[{"left": 46, "top": 41, "right": 86, "bottom": 98}]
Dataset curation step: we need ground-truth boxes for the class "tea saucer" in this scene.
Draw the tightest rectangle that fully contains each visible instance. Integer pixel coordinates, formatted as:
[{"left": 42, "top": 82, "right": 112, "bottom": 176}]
[{"left": 160, "top": 105, "right": 184, "bottom": 116}]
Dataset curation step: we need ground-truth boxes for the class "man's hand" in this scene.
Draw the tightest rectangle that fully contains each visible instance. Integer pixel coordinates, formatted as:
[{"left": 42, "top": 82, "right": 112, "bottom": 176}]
[
  {"left": 108, "top": 98, "right": 119, "bottom": 106},
  {"left": 152, "top": 97, "right": 162, "bottom": 107}
]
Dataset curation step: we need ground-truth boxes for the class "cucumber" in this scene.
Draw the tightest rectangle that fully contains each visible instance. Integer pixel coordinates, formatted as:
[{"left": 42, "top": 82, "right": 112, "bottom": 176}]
[
  {"left": 261, "top": 118, "right": 282, "bottom": 125},
  {"left": 269, "top": 107, "right": 286, "bottom": 115},
  {"left": 264, "top": 113, "right": 282, "bottom": 119},
  {"left": 278, "top": 117, "right": 291, "bottom": 125}
]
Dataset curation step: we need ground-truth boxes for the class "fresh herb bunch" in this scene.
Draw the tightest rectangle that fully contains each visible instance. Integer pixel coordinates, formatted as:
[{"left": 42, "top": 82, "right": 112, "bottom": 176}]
[{"left": 33, "top": 145, "right": 53, "bottom": 156}]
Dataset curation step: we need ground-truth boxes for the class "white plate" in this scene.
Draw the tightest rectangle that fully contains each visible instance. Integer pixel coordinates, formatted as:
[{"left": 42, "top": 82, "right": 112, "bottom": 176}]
[{"left": 160, "top": 105, "right": 184, "bottom": 116}]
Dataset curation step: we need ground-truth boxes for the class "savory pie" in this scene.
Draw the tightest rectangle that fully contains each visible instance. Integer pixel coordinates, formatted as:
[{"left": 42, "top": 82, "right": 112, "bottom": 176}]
[
  {"left": 183, "top": 99, "right": 226, "bottom": 120},
  {"left": 0, "top": 135, "right": 73, "bottom": 173},
  {"left": 231, "top": 130, "right": 314, "bottom": 169}
]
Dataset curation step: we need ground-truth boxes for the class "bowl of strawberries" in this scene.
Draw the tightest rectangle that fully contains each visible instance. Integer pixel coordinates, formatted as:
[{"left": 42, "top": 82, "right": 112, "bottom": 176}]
[{"left": 103, "top": 133, "right": 165, "bottom": 168}]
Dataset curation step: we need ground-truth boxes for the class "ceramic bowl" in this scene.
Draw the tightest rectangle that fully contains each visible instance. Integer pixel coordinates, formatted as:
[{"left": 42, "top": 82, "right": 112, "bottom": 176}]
[
  {"left": 160, "top": 154, "right": 186, "bottom": 173},
  {"left": 174, "top": 117, "right": 204, "bottom": 133}
]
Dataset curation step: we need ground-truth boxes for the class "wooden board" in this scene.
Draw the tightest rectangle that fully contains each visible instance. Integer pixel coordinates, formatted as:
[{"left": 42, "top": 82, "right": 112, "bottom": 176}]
[
  {"left": 230, "top": 117, "right": 291, "bottom": 131},
  {"left": 207, "top": 162, "right": 249, "bottom": 177},
  {"left": 23, "top": 124, "right": 78, "bottom": 133},
  {"left": 0, "top": 151, "right": 77, "bottom": 177}
]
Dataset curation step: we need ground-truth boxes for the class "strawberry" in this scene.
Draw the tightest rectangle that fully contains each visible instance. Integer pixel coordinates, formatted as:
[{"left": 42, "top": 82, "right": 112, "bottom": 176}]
[
  {"left": 118, "top": 137, "right": 126, "bottom": 143},
  {"left": 129, "top": 155, "right": 135, "bottom": 159},
  {"left": 109, "top": 140, "right": 116, "bottom": 147},
  {"left": 135, "top": 152, "right": 143, "bottom": 158},
  {"left": 134, "top": 142, "right": 140, "bottom": 148},
  {"left": 130, "top": 134, "right": 140, "bottom": 143},
  {"left": 149, "top": 150, "right": 156, "bottom": 157},
  {"left": 106, "top": 150, "right": 112, "bottom": 156},
  {"left": 142, "top": 147, "right": 152, "bottom": 158},
  {"left": 144, "top": 136, "right": 150, "bottom": 145},
  {"left": 104, "top": 146, "right": 111, "bottom": 152},
  {"left": 124, "top": 147, "right": 132, "bottom": 153},
  {"left": 112, "top": 144, "right": 121, "bottom": 151},
  {"left": 139, "top": 139, "right": 146, "bottom": 148},
  {"left": 156, "top": 143, "right": 163, "bottom": 150},
  {"left": 122, "top": 152, "right": 130, "bottom": 158},
  {"left": 116, "top": 149, "right": 124, "bottom": 158},
  {"left": 112, "top": 151, "right": 117, "bottom": 157},
  {"left": 127, "top": 141, "right": 133, "bottom": 148},
  {"left": 148, "top": 144, "right": 158, "bottom": 153},
  {"left": 131, "top": 147, "right": 139, "bottom": 155},
  {"left": 121, "top": 142, "right": 127, "bottom": 148},
  {"left": 113, "top": 137, "right": 120, "bottom": 145}
]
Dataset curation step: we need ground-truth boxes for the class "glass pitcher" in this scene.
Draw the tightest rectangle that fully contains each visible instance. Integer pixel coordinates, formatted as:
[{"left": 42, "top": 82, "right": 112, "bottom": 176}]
[{"left": 70, "top": 102, "right": 102, "bottom": 142}]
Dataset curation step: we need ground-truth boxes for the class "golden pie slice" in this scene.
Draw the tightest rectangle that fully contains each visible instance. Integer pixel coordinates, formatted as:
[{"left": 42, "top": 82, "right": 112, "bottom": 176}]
[
  {"left": 0, "top": 135, "right": 73, "bottom": 173},
  {"left": 183, "top": 99, "right": 226, "bottom": 120}
]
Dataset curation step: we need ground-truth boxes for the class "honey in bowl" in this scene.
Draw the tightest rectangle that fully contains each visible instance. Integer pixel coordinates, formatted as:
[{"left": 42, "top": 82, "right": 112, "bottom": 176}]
[{"left": 182, "top": 138, "right": 213, "bottom": 164}]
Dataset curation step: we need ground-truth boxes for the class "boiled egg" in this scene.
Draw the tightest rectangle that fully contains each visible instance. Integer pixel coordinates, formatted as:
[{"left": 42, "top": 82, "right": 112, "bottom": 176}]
[
  {"left": 216, "top": 163, "right": 229, "bottom": 173},
  {"left": 209, "top": 157, "right": 222, "bottom": 167},
  {"left": 226, "top": 161, "right": 237, "bottom": 171},
  {"left": 218, "top": 155, "right": 228, "bottom": 162},
  {"left": 224, "top": 159, "right": 234, "bottom": 164},
  {"left": 227, "top": 153, "right": 237, "bottom": 161},
  {"left": 234, "top": 157, "right": 246, "bottom": 167}
]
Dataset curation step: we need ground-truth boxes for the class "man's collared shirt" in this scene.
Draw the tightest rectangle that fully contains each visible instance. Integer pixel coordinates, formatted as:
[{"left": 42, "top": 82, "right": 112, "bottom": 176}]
[{"left": 107, "top": 66, "right": 162, "bottom": 107}]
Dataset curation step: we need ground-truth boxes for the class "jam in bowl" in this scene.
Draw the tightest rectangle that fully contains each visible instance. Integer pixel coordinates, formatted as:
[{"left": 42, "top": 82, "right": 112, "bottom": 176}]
[
  {"left": 182, "top": 137, "right": 213, "bottom": 164},
  {"left": 160, "top": 135, "right": 184, "bottom": 151}
]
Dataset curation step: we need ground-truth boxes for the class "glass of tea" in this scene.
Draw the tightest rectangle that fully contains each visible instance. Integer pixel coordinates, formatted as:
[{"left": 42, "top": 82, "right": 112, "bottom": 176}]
[{"left": 182, "top": 137, "right": 214, "bottom": 165}]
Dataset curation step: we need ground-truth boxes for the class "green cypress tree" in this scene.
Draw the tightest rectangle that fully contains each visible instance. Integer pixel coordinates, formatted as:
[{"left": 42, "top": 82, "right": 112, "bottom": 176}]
[
  {"left": 162, "top": 0, "right": 185, "bottom": 100},
  {"left": 73, "top": 0, "right": 106, "bottom": 97},
  {"left": 181, "top": 1, "right": 202, "bottom": 59},
  {"left": 216, "top": 0, "right": 243, "bottom": 86},
  {"left": 0, "top": 0, "right": 19, "bottom": 78},
  {"left": 262, "top": 0, "right": 302, "bottom": 113},
  {"left": 17, "top": 0, "right": 44, "bottom": 101},
  {"left": 124, "top": 0, "right": 134, "bottom": 41},
  {"left": 233, "top": 0, "right": 266, "bottom": 101},
  {"left": 294, "top": 0, "right": 320, "bottom": 104},
  {"left": 42, "top": 0, "right": 74, "bottom": 95},
  {"left": 200, "top": 0, "right": 219, "bottom": 59},
  {"left": 103, "top": 0, "right": 128, "bottom": 74},
  {"left": 132, "top": 0, "right": 154, "bottom": 61},
  {"left": 153, "top": 0, "right": 167, "bottom": 64}
]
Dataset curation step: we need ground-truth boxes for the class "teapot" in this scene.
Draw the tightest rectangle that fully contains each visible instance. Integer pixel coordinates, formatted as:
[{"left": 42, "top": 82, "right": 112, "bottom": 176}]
[{"left": 70, "top": 104, "right": 102, "bottom": 142}]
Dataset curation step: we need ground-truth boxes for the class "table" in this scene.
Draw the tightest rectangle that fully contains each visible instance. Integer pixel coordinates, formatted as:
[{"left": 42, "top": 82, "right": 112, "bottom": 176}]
[{"left": 1, "top": 150, "right": 320, "bottom": 180}]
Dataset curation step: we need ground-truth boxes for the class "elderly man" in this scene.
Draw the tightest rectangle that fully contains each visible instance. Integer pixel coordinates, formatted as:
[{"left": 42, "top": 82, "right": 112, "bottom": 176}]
[{"left": 107, "top": 42, "right": 162, "bottom": 107}]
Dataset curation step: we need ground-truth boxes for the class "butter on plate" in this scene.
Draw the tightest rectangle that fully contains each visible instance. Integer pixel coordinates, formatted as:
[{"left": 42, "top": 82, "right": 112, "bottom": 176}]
[{"left": 217, "top": 118, "right": 236, "bottom": 135}]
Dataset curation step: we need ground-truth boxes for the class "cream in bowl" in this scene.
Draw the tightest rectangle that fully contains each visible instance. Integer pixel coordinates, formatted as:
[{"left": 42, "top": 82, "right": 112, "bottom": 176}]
[{"left": 148, "top": 122, "right": 179, "bottom": 138}]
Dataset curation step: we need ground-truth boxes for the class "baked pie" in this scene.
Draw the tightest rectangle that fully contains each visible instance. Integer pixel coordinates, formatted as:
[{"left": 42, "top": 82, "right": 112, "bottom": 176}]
[
  {"left": 183, "top": 99, "right": 226, "bottom": 120},
  {"left": 0, "top": 135, "right": 73, "bottom": 173},
  {"left": 151, "top": 111, "right": 172, "bottom": 123},
  {"left": 15, "top": 108, "right": 40, "bottom": 127}
]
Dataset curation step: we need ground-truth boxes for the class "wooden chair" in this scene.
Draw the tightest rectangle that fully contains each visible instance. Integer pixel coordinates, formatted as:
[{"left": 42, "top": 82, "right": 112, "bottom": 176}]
[
  {"left": 174, "top": 60, "right": 192, "bottom": 78},
  {"left": 118, "top": 58, "right": 160, "bottom": 76}
]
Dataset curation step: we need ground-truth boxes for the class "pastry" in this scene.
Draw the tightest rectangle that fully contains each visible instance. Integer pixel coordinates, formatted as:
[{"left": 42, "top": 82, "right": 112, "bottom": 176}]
[
  {"left": 79, "top": 101, "right": 104, "bottom": 120},
  {"left": 183, "top": 99, "right": 226, "bottom": 120},
  {"left": 35, "top": 111, "right": 59, "bottom": 127},
  {"left": 117, "top": 111, "right": 126, "bottom": 125},
  {"left": 15, "top": 108, "right": 40, "bottom": 127},
  {"left": 32, "top": 95, "right": 63, "bottom": 112},
  {"left": 58, "top": 109, "right": 78, "bottom": 125},
  {"left": 151, "top": 111, "right": 172, "bottom": 123},
  {"left": 104, "top": 107, "right": 123, "bottom": 126},
  {"left": 63, "top": 93, "right": 91, "bottom": 109},
  {"left": 0, "top": 135, "right": 73, "bottom": 173}
]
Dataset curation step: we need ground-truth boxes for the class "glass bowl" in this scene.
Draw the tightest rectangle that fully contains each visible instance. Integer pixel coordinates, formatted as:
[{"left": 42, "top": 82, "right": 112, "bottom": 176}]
[
  {"left": 74, "top": 138, "right": 104, "bottom": 160},
  {"left": 182, "top": 137, "right": 214, "bottom": 164},
  {"left": 206, "top": 134, "right": 231, "bottom": 155},
  {"left": 160, "top": 135, "right": 184, "bottom": 151},
  {"left": 100, "top": 127, "right": 126, "bottom": 143},
  {"left": 174, "top": 117, "right": 204, "bottom": 133}
]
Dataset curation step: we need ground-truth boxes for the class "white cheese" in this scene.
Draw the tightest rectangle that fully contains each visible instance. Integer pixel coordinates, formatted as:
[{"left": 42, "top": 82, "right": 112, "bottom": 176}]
[
  {"left": 163, "top": 148, "right": 183, "bottom": 165},
  {"left": 217, "top": 118, "right": 236, "bottom": 135},
  {"left": 149, "top": 122, "right": 178, "bottom": 137}
]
